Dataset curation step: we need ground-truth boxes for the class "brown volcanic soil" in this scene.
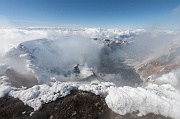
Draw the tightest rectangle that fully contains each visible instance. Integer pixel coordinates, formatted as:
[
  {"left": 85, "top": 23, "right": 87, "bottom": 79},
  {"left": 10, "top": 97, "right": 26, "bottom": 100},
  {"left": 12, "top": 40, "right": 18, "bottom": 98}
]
[
  {"left": 0, "top": 91, "right": 171, "bottom": 119},
  {"left": 137, "top": 47, "right": 180, "bottom": 79}
]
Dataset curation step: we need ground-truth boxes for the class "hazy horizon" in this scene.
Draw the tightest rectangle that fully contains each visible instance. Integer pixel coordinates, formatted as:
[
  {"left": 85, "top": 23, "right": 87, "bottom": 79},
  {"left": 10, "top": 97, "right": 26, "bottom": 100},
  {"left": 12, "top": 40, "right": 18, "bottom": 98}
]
[{"left": 0, "top": 0, "right": 180, "bottom": 29}]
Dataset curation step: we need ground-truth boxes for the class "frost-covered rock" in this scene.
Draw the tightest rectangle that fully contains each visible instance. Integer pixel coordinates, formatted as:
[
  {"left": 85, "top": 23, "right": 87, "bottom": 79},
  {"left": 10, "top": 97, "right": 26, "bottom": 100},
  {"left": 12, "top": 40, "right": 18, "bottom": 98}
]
[
  {"left": 9, "top": 82, "right": 73, "bottom": 110},
  {"left": 8, "top": 81, "right": 115, "bottom": 110},
  {"left": 105, "top": 84, "right": 180, "bottom": 119}
]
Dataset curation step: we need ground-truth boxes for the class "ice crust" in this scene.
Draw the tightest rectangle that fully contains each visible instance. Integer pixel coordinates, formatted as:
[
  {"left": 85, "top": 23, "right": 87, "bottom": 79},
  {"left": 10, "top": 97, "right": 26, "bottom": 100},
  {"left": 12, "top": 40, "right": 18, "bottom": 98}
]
[
  {"left": 9, "top": 82, "right": 73, "bottom": 110},
  {"left": 105, "top": 84, "right": 180, "bottom": 119}
]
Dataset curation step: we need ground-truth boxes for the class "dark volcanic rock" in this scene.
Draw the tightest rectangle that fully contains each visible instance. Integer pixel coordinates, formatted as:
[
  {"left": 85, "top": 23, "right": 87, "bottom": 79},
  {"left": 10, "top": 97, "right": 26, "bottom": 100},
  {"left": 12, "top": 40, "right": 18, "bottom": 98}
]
[
  {"left": 0, "top": 97, "right": 34, "bottom": 119},
  {"left": 31, "top": 90, "right": 110, "bottom": 119},
  {"left": 0, "top": 91, "right": 171, "bottom": 119}
]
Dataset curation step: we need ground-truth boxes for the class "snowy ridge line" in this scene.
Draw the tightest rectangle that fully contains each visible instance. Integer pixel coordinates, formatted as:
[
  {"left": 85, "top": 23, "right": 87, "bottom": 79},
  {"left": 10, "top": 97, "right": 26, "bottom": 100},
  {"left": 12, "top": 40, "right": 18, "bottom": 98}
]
[
  {"left": 7, "top": 81, "right": 113, "bottom": 111},
  {"left": 9, "top": 82, "right": 73, "bottom": 111},
  {"left": 4, "top": 39, "right": 63, "bottom": 83},
  {"left": 0, "top": 80, "right": 180, "bottom": 119}
]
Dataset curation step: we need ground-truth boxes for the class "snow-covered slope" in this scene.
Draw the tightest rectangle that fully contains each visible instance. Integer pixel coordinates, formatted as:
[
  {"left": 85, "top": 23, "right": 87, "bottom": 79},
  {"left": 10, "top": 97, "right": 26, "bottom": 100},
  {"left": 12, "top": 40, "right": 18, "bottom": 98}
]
[
  {"left": 5, "top": 39, "right": 97, "bottom": 83},
  {"left": 5, "top": 39, "right": 62, "bottom": 83}
]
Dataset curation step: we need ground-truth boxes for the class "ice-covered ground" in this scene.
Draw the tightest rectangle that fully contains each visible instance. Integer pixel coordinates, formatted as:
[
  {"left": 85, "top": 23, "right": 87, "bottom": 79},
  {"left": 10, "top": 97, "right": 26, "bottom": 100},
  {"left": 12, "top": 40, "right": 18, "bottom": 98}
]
[
  {"left": 1, "top": 76, "right": 180, "bottom": 119},
  {"left": 0, "top": 27, "right": 180, "bottom": 119}
]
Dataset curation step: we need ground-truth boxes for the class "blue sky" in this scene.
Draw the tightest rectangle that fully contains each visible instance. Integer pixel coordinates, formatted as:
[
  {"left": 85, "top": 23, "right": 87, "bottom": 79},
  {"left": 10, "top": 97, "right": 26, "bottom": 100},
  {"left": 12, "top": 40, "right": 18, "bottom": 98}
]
[{"left": 0, "top": 0, "right": 179, "bottom": 28}]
